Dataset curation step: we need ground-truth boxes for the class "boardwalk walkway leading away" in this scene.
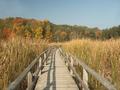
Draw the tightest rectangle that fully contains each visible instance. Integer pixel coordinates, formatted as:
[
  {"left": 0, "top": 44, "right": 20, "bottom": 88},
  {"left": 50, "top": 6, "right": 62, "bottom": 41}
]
[
  {"left": 8, "top": 46, "right": 116, "bottom": 90},
  {"left": 35, "top": 49, "right": 78, "bottom": 90}
]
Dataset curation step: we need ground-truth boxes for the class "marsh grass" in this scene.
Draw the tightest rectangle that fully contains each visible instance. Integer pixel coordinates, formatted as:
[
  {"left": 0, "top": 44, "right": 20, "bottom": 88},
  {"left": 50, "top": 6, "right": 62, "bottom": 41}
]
[
  {"left": 0, "top": 37, "right": 48, "bottom": 90},
  {"left": 62, "top": 39, "right": 120, "bottom": 90}
]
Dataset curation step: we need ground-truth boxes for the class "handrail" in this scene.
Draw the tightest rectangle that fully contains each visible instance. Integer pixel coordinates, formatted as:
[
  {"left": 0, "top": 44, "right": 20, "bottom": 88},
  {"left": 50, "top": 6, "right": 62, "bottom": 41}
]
[
  {"left": 8, "top": 47, "right": 53, "bottom": 90},
  {"left": 66, "top": 59, "right": 90, "bottom": 90},
  {"left": 59, "top": 47, "right": 116, "bottom": 90},
  {"left": 70, "top": 53, "right": 116, "bottom": 90}
]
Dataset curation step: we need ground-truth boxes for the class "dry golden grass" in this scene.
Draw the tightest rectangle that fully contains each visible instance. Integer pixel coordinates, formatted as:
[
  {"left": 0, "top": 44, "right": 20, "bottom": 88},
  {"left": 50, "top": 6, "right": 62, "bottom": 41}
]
[
  {"left": 0, "top": 37, "right": 48, "bottom": 90},
  {"left": 62, "top": 39, "right": 120, "bottom": 90}
]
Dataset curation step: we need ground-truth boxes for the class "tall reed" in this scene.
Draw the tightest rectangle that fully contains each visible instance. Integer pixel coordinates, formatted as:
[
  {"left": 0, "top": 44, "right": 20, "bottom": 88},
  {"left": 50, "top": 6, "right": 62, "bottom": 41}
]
[
  {"left": 62, "top": 39, "right": 120, "bottom": 90},
  {"left": 0, "top": 37, "right": 48, "bottom": 90}
]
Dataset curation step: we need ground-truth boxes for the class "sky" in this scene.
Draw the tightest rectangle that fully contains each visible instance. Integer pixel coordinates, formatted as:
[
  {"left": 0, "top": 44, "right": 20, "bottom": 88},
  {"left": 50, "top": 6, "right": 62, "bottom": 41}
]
[{"left": 0, "top": 0, "right": 120, "bottom": 29}]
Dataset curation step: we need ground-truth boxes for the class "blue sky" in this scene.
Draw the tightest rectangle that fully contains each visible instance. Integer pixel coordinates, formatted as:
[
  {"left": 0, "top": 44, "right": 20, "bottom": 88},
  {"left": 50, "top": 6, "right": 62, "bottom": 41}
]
[{"left": 0, "top": 0, "right": 120, "bottom": 29}]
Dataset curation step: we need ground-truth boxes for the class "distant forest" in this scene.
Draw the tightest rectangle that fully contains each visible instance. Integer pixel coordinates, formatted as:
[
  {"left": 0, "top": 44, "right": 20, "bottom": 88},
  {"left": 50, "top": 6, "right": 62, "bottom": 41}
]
[{"left": 0, "top": 17, "right": 120, "bottom": 42}]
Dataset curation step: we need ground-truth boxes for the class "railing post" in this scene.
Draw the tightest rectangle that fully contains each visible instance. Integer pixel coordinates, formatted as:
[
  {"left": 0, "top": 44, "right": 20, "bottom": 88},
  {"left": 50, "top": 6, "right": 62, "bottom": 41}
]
[
  {"left": 27, "top": 71, "right": 32, "bottom": 90},
  {"left": 39, "top": 57, "right": 42, "bottom": 75},
  {"left": 46, "top": 50, "right": 49, "bottom": 57},
  {"left": 65, "top": 53, "right": 68, "bottom": 66},
  {"left": 44, "top": 53, "right": 47, "bottom": 65},
  {"left": 83, "top": 68, "right": 89, "bottom": 90},
  {"left": 59, "top": 48, "right": 62, "bottom": 56},
  {"left": 70, "top": 56, "right": 74, "bottom": 76}
]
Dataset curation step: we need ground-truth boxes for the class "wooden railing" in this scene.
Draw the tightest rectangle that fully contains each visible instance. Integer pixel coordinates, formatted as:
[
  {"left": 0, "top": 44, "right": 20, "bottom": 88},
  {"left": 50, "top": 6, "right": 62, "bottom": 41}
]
[
  {"left": 59, "top": 48, "right": 116, "bottom": 90},
  {"left": 8, "top": 47, "right": 54, "bottom": 90},
  {"left": 8, "top": 46, "right": 117, "bottom": 90}
]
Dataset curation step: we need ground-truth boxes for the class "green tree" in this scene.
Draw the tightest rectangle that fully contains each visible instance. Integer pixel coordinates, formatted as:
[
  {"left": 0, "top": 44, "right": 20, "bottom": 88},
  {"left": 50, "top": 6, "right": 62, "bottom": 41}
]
[{"left": 34, "top": 27, "right": 43, "bottom": 39}]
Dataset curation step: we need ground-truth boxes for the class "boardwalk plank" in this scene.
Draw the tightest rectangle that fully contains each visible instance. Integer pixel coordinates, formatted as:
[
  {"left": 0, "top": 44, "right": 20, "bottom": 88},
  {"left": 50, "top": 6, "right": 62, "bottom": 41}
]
[{"left": 35, "top": 49, "right": 79, "bottom": 90}]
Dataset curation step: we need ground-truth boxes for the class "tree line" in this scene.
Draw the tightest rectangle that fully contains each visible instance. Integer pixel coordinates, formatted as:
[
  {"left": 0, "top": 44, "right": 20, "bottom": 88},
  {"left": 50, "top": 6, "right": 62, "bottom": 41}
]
[{"left": 0, "top": 17, "right": 120, "bottom": 42}]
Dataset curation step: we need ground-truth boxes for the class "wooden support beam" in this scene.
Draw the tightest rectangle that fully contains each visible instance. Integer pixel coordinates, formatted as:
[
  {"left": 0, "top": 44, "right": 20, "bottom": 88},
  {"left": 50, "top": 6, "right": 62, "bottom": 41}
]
[
  {"left": 83, "top": 68, "right": 89, "bottom": 90},
  {"left": 65, "top": 53, "right": 69, "bottom": 66},
  {"left": 27, "top": 72, "right": 32, "bottom": 90},
  {"left": 44, "top": 53, "right": 47, "bottom": 65},
  {"left": 39, "top": 57, "right": 42, "bottom": 75},
  {"left": 70, "top": 56, "right": 74, "bottom": 76}
]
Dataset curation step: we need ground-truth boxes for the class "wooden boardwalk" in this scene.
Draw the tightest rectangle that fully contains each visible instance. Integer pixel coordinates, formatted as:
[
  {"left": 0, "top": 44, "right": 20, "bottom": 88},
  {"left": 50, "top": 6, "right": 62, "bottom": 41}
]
[
  {"left": 35, "top": 49, "right": 79, "bottom": 90},
  {"left": 8, "top": 47, "right": 116, "bottom": 90}
]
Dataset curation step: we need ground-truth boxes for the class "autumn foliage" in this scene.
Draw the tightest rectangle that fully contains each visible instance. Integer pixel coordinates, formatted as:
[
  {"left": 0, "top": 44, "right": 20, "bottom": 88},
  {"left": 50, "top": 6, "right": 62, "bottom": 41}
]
[
  {"left": 0, "top": 17, "right": 52, "bottom": 41},
  {"left": 2, "top": 28, "right": 12, "bottom": 39},
  {"left": 0, "top": 17, "right": 120, "bottom": 41}
]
